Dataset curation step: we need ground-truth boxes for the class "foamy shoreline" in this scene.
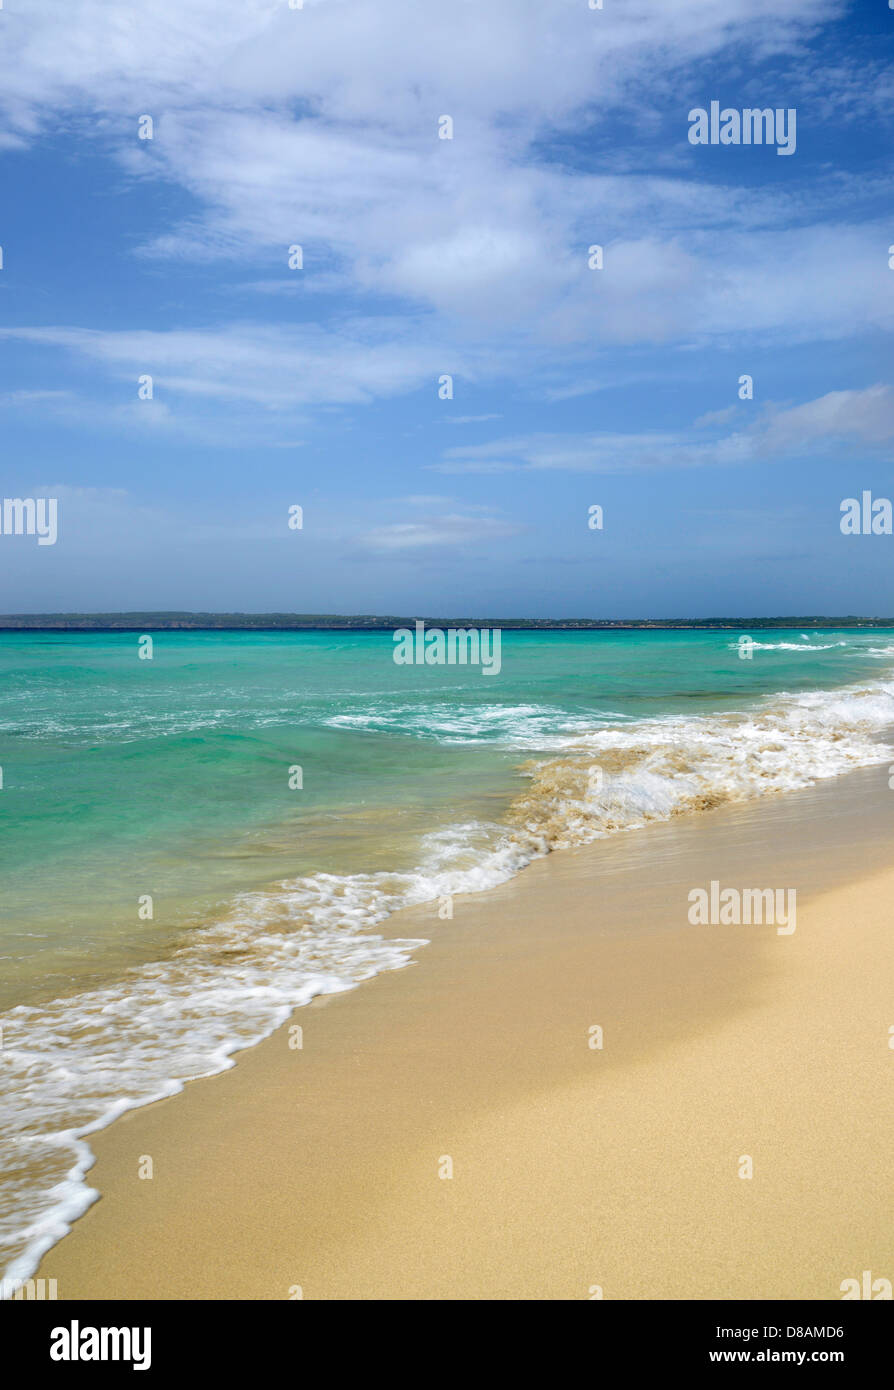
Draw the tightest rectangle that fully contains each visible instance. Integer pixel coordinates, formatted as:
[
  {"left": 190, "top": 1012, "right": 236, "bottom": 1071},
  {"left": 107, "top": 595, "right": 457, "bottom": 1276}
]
[
  {"left": 32, "top": 756, "right": 894, "bottom": 1299},
  {"left": 5, "top": 666, "right": 894, "bottom": 1290}
]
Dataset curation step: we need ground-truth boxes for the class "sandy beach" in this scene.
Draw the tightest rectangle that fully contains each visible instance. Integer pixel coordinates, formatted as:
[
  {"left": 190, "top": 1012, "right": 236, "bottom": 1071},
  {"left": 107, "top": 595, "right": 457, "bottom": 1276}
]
[
  {"left": 4, "top": 0, "right": 893, "bottom": 1336},
  {"left": 35, "top": 767, "right": 894, "bottom": 1301}
]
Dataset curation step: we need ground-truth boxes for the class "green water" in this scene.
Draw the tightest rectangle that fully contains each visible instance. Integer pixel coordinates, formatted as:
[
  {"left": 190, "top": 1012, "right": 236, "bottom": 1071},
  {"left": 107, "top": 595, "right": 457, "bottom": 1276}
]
[
  {"left": 4, "top": 624, "right": 894, "bottom": 1287},
  {"left": 2, "top": 626, "right": 893, "bottom": 1006}
]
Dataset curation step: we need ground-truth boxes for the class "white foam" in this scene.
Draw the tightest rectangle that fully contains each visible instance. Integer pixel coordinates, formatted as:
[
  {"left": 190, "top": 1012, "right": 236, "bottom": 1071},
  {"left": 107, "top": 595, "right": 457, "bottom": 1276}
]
[
  {"left": 0, "top": 888, "right": 429, "bottom": 1290},
  {"left": 510, "top": 677, "right": 894, "bottom": 849},
  {"left": 0, "top": 823, "right": 544, "bottom": 1290},
  {"left": 325, "top": 701, "right": 627, "bottom": 747},
  {"left": 725, "top": 639, "right": 848, "bottom": 652},
  {"left": 4, "top": 668, "right": 894, "bottom": 1288}
]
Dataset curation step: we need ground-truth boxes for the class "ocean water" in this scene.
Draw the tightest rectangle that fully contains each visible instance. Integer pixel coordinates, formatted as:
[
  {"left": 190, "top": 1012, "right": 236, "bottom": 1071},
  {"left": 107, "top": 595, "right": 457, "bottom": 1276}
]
[{"left": 3, "top": 626, "right": 894, "bottom": 1287}]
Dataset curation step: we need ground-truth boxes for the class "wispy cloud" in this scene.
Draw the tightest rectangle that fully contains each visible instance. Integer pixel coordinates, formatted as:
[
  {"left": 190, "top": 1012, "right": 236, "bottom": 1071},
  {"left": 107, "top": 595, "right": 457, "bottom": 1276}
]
[{"left": 430, "top": 386, "right": 894, "bottom": 476}]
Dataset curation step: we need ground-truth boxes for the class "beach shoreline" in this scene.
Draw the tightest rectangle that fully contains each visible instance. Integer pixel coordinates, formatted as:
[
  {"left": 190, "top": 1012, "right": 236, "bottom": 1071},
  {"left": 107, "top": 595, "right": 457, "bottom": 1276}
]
[{"left": 34, "top": 765, "right": 894, "bottom": 1300}]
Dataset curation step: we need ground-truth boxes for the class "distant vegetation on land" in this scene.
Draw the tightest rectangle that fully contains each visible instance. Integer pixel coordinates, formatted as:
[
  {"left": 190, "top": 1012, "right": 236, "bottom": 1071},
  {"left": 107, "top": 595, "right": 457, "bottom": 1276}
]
[{"left": 1, "top": 614, "right": 892, "bottom": 632}]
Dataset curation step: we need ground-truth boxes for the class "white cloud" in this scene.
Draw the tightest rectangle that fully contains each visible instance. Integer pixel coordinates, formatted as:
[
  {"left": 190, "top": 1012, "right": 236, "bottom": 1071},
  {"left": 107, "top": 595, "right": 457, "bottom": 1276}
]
[
  {"left": 0, "top": 1, "right": 837, "bottom": 138},
  {"left": 431, "top": 386, "right": 894, "bottom": 475},
  {"left": 432, "top": 429, "right": 751, "bottom": 475},
  {"left": 0, "top": 0, "right": 870, "bottom": 374},
  {"left": 364, "top": 512, "right": 523, "bottom": 552},
  {"left": 0, "top": 322, "right": 459, "bottom": 409},
  {"left": 756, "top": 385, "right": 894, "bottom": 453},
  {"left": 1, "top": 0, "right": 888, "bottom": 455}
]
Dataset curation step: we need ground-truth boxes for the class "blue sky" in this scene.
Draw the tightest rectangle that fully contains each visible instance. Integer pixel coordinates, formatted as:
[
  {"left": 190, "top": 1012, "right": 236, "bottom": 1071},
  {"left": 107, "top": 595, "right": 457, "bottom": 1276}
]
[{"left": 0, "top": 0, "right": 892, "bottom": 618}]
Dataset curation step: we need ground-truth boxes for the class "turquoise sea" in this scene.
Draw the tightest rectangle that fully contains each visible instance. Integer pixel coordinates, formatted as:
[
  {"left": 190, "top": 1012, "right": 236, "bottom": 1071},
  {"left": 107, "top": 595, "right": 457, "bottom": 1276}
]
[{"left": 3, "top": 626, "right": 894, "bottom": 1285}]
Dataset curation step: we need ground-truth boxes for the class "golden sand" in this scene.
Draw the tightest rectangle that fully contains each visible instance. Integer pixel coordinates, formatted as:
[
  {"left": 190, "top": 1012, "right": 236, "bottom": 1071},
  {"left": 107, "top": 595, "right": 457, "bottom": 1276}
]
[{"left": 37, "top": 782, "right": 894, "bottom": 1300}]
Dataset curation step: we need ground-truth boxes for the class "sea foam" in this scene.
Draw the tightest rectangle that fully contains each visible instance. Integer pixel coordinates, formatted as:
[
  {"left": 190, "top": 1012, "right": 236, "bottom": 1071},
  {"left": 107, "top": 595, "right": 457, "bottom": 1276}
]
[{"left": 3, "top": 671, "right": 894, "bottom": 1289}]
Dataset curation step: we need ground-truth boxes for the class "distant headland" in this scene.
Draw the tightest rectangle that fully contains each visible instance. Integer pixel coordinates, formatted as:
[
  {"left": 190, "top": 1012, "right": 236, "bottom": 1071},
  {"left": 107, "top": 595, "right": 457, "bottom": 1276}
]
[{"left": 1, "top": 613, "right": 893, "bottom": 632}]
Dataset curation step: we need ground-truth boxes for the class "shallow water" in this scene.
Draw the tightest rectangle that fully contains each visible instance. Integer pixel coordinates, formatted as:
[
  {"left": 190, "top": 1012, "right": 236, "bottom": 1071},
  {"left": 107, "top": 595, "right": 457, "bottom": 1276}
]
[{"left": 3, "top": 625, "right": 894, "bottom": 1285}]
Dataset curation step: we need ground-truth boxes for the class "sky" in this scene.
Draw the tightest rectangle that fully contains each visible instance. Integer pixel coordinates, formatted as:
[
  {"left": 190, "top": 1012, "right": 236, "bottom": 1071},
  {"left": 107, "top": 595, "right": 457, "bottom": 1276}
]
[{"left": 0, "top": 0, "right": 892, "bottom": 619}]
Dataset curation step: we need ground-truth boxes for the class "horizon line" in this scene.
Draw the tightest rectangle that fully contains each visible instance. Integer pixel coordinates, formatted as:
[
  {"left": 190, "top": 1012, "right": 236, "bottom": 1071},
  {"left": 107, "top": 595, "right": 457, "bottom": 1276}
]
[{"left": 0, "top": 611, "right": 892, "bottom": 631}]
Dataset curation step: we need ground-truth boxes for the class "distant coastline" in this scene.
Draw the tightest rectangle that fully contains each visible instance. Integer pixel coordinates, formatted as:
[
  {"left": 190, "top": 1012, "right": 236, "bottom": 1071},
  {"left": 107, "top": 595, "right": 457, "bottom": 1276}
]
[{"left": 2, "top": 613, "right": 894, "bottom": 632}]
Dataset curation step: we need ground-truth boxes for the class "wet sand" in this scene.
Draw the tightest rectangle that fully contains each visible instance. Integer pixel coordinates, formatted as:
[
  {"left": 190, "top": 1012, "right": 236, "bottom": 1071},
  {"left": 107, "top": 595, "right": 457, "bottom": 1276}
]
[{"left": 37, "top": 765, "right": 894, "bottom": 1299}]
